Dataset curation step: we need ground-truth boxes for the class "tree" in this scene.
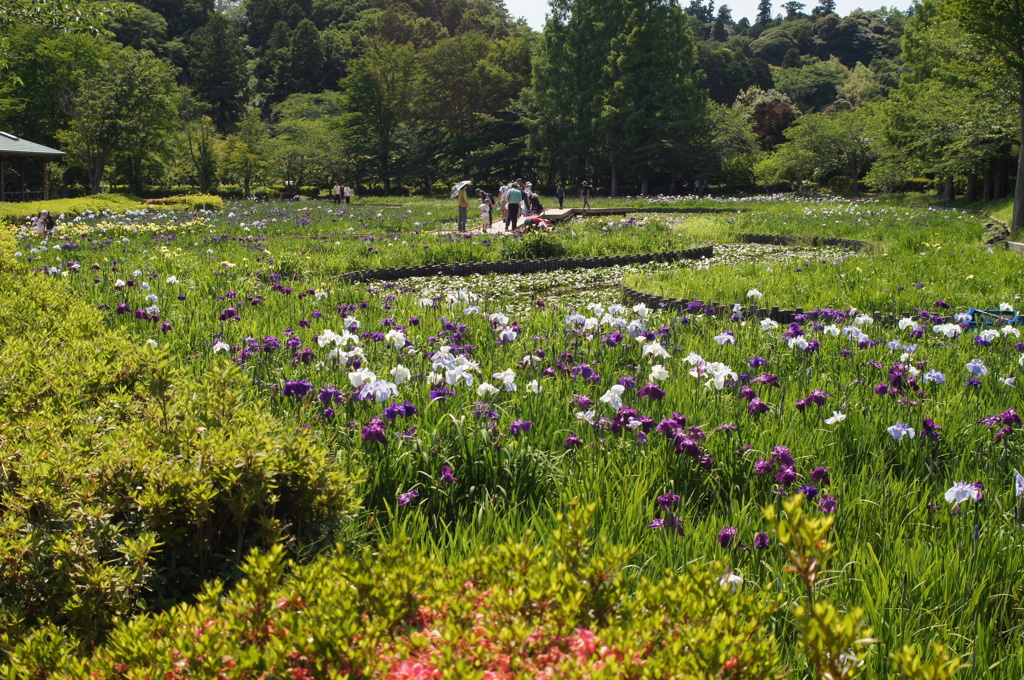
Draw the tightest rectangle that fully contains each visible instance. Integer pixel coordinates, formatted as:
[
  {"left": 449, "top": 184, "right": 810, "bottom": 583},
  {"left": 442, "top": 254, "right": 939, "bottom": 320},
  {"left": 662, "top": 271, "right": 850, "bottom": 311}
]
[
  {"left": 599, "top": 0, "right": 706, "bottom": 194},
  {"left": 180, "top": 91, "right": 219, "bottom": 191},
  {"left": 699, "top": 48, "right": 774, "bottom": 106},
  {"left": 754, "top": 107, "right": 876, "bottom": 191},
  {"left": 287, "top": 18, "right": 325, "bottom": 94},
  {"left": 0, "top": 27, "right": 110, "bottom": 147},
  {"left": 221, "top": 109, "right": 271, "bottom": 196},
  {"left": 756, "top": 0, "right": 773, "bottom": 25},
  {"left": 0, "top": 0, "right": 114, "bottom": 72},
  {"left": 136, "top": 0, "right": 214, "bottom": 39},
  {"left": 711, "top": 17, "right": 729, "bottom": 41},
  {"left": 706, "top": 102, "right": 764, "bottom": 188},
  {"left": 189, "top": 13, "right": 249, "bottom": 130},
  {"left": 57, "top": 46, "right": 179, "bottom": 194},
  {"left": 782, "top": 1, "right": 805, "bottom": 18},
  {"left": 530, "top": 0, "right": 608, "bottom": 181},
  {"left": 271, "top": 92, "right": 346, "bottom": 189},
  {"left": 774, "top": 56, "right": 849, "bottom": 111},
  {"left": 934, "top": 0, "right": 1024, "bottom": 229},
  {"left": 814, "top": 0, "right": 836, "bottom": 15},
  {"left": 735, "top": 86, "right": 800, "bottom": 148},
  {"left": 340, "top": 38, "right": 418, "bottom": 193}
]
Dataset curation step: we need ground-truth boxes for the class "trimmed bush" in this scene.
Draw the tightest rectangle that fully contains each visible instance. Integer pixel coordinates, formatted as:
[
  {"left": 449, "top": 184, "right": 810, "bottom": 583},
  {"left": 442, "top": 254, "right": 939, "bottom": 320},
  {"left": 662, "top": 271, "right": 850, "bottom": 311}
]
[
  {"left": 148, "top": 194, "right": 223, "bottom": 211},
  {"left": 0, "top": 240, "right": 360, "bottom": 648},
  {"left": 0, "top": 195, "right": 143, "bottom": 228},
  {"left": 4, "top": 504, "right": 783, "bottom": 679}
]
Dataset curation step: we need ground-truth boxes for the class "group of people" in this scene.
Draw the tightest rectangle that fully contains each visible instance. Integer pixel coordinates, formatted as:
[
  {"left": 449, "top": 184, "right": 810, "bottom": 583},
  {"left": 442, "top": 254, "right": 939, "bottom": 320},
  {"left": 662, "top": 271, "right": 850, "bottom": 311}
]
[
  {"left": 331, "top": 182, "right": 352, "bottom": 205},
  {"left": 454, "top": 179, "right": 594, "bottom": 232}
]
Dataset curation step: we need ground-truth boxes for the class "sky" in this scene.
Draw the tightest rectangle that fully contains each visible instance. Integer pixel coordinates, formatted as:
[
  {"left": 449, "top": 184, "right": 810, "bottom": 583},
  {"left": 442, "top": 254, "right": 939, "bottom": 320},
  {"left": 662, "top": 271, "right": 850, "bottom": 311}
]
[{"left": 505, "top": 0, "right": 902, "bottom": 31}]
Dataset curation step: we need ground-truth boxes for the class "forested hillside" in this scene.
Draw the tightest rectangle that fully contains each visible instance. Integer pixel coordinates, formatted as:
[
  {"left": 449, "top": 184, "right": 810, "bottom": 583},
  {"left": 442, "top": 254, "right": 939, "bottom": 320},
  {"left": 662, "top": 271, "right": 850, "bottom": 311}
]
[{"left": 0, "top": 0, "right": 1020, "bottom": 218}]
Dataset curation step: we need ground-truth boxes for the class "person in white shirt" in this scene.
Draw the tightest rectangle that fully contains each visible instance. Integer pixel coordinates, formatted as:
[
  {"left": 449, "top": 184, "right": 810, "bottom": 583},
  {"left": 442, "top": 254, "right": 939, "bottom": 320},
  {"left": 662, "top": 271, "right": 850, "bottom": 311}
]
[
  {"left": 479, "top": 201, "right": 490, "bottom": 230},
  {"left": 498, "top": 182, "right": 509, "bottom": 222},
  {"left": 343, "top": 185, "right": 352, "bottom": 204},
  {"left": 332, "top": 182, "right": 341, "bottom": 205}
]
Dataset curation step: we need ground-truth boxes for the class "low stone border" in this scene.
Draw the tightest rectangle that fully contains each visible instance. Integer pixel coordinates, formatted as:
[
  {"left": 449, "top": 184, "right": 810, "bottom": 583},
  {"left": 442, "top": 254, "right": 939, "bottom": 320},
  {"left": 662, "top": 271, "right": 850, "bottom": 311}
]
[
  {"left": 335, "top": 245, "right": 714, "bottom": 283},
  {"left": 620, "top": 232, "right": 907, "bottom": 325},
  {"left": 736, "top": 233, "right": 872, "bottom": 251},
  {"left": 621, "top": 284, "right": 907, "bottom": 325}
]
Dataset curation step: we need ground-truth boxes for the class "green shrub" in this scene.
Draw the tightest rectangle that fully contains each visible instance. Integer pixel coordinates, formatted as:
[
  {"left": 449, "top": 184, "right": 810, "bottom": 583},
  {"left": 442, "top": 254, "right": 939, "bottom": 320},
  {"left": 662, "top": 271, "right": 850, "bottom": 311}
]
[
  {"left": 156, "top": 194, "right": 223, "bottom": 211},
  {"left": 0, "top": 246, "right": 360, "bottom": 648},
  {"left": 899, "top": 177, "right": 935, "bottom": 194},
  {"left": 0, "top": 195, "right": 144, "bottom": 229},
  {"left": 4, "top": 504, "right": 784, "bottom": 679},
  {"left": 498, "top": 233, "right": 569, "bottom": 260}
]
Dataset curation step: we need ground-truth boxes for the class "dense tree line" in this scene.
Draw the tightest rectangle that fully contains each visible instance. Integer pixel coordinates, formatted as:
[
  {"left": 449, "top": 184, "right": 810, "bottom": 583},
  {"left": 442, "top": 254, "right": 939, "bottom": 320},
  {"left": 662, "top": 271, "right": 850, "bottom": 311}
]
[{"left": 0, "top": 0, "right": 1020, "bottom": 226}]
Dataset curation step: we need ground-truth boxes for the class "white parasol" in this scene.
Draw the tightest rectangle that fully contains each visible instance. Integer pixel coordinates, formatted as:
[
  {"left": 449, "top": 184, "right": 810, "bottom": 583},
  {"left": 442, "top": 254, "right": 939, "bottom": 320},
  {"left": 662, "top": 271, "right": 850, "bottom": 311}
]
[{"left": 450, "top": 180, "right": 472, "bottom": 199}]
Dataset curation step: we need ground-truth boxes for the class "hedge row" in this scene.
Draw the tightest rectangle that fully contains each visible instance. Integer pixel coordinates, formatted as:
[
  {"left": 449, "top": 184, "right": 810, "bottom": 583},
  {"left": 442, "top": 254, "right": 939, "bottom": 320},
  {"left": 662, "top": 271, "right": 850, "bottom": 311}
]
[
  {"left": 0, "top": 236, "right": 360, "bottom": 650},
  {"left": 1, "top": 194, "right": 222, "bottom": 229},
  {"left": 0, "top": 194, "right": 143, "bottom": 227}
]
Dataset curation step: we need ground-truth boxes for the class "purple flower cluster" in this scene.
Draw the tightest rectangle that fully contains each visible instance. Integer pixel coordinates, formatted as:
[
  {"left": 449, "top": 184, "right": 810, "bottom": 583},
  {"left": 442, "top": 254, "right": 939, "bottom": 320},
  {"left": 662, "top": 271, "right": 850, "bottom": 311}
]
[
  {"left": 383, "top": 401, "right": 417, "bottom": 421},
  {"left": 362, "top": 417, "right": 388, "bottom": 444},
  {"left": 978, "top": 408, "right": 1022, "bottom": 443}
]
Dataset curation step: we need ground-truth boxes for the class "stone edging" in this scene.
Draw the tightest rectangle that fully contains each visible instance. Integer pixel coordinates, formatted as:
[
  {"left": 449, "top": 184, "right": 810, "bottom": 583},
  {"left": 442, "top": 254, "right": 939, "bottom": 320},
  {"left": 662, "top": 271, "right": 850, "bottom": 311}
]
[
  {"left": 335, "top": 245, "right": 715, "bottom": 283},
  {"left": 736, "top": 233, "right": 872, "bottom": 251},
  {"left": 620, "top": 284, "right": 907, "bottom": 325},
  {"left": 621, "top": 232, "right": 902, "bottom": 325}
]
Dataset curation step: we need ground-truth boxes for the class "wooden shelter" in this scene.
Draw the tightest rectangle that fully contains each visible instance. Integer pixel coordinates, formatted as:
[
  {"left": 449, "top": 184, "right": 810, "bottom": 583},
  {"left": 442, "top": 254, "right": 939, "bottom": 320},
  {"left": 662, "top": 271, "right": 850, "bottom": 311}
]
[{"left": 0, "top": 131, "right": 65, "bottom": 202}]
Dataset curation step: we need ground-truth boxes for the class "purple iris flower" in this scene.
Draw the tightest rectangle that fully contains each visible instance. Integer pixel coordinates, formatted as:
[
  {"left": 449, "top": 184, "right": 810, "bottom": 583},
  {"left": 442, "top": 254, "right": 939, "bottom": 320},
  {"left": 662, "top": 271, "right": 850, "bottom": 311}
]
[
  {"left": 397, "top": 488, "right": 419, "bottom": 506},
  {"left": 573, "top": 394, "right": 595, "bottom": 409},
  {"left": 282, "top": 380, "right": 314, "bottom": 398},
  {"left": 440, "top": 465, "right": 458, "bottom": 484},
  {"left": 318, "top": 386, "right": 345, "bottom": 404},
  {"left": 799, "top": 484, "right": 819, "bottom": 500},
  {"left": 753, "top": 532, "right": 771, "bottom": 550},
  {"left": 218, "top": 307, "right": 239, "bottom": 321},
  {"left": 509, "top": 419, "right": 532, "bottom": 436},
  {"left": 747, "top": 398, "right": 771, "bottom": 415},
  {"left": 637, "top": 382, "right": 666, "bottom": 400},
  {"left": 753, "top": 459, "right": 772, "bottom": 475},
  {"left": 717, "top": 526, "right": 738, "bottom": 548},
  {"left": 564, "top": 433, "right": 583, "bottom": 449},
  {"left": 657, "top": 493, "right": 681, "bottom": 510},
  {"left": 810, "top": 466, "right": 830, "bottom": 485},
  {"left": 775, "top": 465, "right": 797, "bottom": 486},
  {"left": 361, "top": 417, "right": 388, "bottom": 444}
]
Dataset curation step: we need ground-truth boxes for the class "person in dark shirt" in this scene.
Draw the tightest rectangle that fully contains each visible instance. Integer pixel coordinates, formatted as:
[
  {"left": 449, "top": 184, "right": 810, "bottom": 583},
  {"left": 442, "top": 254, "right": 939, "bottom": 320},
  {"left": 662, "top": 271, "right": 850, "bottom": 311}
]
[
  {"left": 555, "top": 183, "right": 565, "bottom": 209},
  {"left": 580, "top": 181, "right": 591, "bottom": 209}
]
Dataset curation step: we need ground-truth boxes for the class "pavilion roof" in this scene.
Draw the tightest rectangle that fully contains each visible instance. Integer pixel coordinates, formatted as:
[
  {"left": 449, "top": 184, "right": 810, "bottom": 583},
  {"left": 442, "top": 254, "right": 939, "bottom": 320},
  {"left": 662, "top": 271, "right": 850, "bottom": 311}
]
[{"left": 0, "top": 131, "right": 65, "bottom": 159}]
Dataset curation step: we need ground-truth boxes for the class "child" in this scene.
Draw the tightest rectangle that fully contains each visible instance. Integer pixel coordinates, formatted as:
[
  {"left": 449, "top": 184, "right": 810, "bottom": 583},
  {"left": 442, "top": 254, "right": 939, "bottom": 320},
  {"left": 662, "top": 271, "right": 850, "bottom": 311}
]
[
  {"left": 479, "top": 201, "right": 491, "bottom": 230},
  {"left": 34, "top": 210, "right": 53, "bottom": 236}
]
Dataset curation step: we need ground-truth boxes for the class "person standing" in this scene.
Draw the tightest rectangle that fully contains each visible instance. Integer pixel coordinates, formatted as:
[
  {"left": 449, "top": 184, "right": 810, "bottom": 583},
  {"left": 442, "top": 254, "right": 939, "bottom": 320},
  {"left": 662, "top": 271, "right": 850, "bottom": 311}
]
[
  {"left": 476, "top": 188, "right": 494, "bottom": 223},
  {"left": 343, "top": 184, "right": 352, "bottom": 204},
  {"left": 555, "top": 183, "right": 565, "bottom": 209},
  {"left": 34, "top": 210, "right": 50, "bottom": 236},
  {"left": 456, "top": 183, "right": 469, "bottom": 232},
  {"left": 479, "top": 198, "right": 491, "bottom": 230},
  {"left": 580, "top": 181, "right": 591, "bottom": 209},
  {"left": 504, "top": 181, "right": 523, "bottom": 231},
  {"left": 498, "top": 181, "right": 509, "bottom": 222},
  {"left": 332, "top": 182, "right": 342, "bottom": 205}
]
